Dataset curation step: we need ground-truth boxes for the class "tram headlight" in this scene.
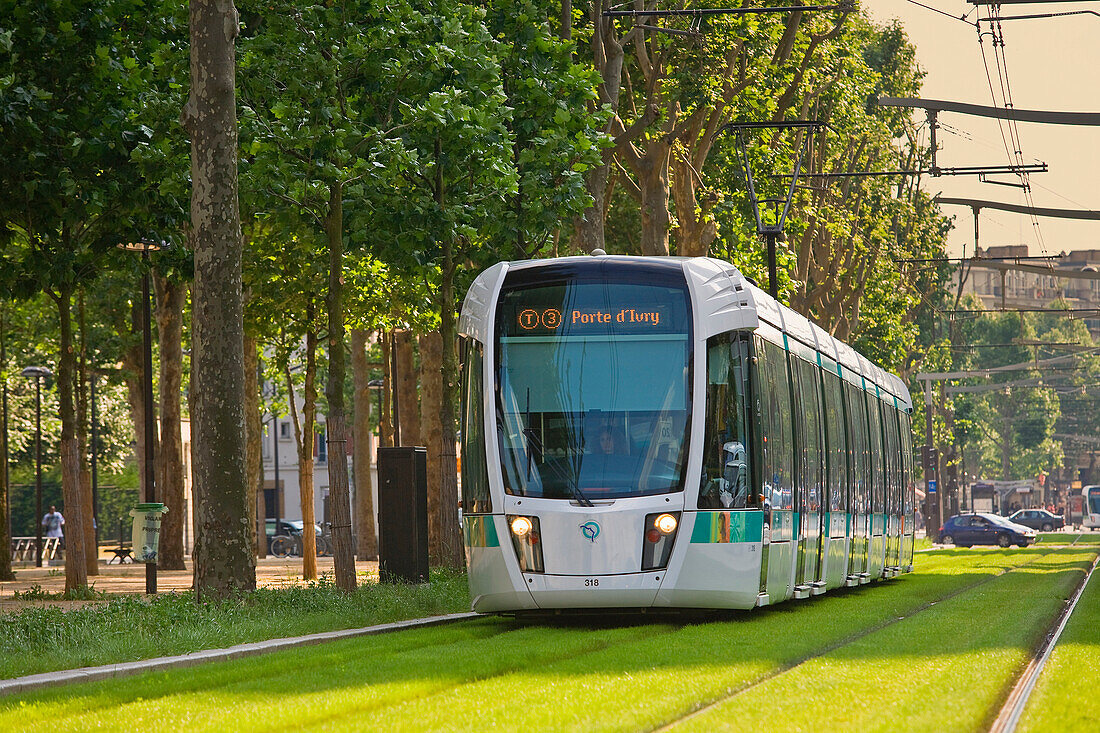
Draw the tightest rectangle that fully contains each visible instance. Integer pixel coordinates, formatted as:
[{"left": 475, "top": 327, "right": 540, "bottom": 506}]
[
  {"left": 510, "top": 516, "right": 533, "bottom": 537},
  {"left": 506, "top": 515, "right": 544, "bottom": 573},
  {"left": 642, "top": 511, "right": 681, "bottom": 571},
  {"left": 655, "top": 513, "right": 678, "bottom": 535}
]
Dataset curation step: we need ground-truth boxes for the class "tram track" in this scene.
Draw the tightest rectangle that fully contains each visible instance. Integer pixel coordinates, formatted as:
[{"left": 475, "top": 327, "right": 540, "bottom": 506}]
[
  {"left": 648, "top": 546, "right": 1078, "bottom": 733},
  {"left": 988, "top": 551, "right": 1100, "bottom": 733}
]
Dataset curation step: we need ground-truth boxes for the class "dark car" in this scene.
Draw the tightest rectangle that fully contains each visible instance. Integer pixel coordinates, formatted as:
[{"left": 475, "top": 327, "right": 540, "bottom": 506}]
[
  {"left": 938, "top": 513, "right": 1037, "bottom": 548},
  {"left": 1007, "top": 508, "right": 1065, "bottom": 532}
]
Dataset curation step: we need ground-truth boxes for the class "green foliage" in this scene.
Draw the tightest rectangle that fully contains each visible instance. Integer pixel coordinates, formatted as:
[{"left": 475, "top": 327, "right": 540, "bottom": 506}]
[
  {"left": 0, "top": 0, "right": 164, "bottom": 296},
  {"left": 948, "top": 306, "right": 1079, "bottom": 481},
  {"left": 486, "top": 0, "right": 605, "bottom": 259}
]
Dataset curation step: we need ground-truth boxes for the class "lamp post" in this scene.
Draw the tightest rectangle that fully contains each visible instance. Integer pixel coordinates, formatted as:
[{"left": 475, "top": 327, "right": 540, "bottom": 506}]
[
  {"left": 271, "top": 412, "right": 281, "bottom": 538},
  {"left": 21, "top": 366, "right": 52, "bottom": 567},
  {"left": 118, "top": 239, "right": 162, "bottom": 594},
  {"left": 90, "top": 371, "right": 100, "bottom": 550}
]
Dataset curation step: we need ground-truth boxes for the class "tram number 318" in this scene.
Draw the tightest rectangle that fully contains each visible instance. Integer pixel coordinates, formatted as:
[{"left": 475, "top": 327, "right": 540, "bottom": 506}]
[{"left": 584, "top": 578, "right": 599, "bottom": 587}]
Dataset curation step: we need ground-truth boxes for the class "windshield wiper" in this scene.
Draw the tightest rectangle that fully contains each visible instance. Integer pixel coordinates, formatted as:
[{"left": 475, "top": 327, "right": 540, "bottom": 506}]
[{"left": 523, "top": 389, "right": 594, "bottom": 506}]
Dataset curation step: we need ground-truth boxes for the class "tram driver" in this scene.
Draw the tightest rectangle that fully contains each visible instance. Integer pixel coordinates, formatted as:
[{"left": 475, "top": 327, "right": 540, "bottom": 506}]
[{"left": 700, "top": 441, "right": 748, "bottom": 508}]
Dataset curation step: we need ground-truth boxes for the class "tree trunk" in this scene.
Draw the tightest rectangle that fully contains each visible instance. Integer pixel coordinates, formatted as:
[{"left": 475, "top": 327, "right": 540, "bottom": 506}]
[
  {"left": 186, "top": 0, "right": 255, "bottom": 598},
  {"left": 123, "top": 301, "right": 154, "bottom": 505},
  {"left": 286, "top": 318, "right": 318, "bottom": 581},
  {"left": 351, "top": 328, "right": 377, "bottom": 560},
  {"left": 380, "top": 331, "right": 393, "bottom": 447},
  {"left": 76, "top": 292, "right": 98, "bottom": 575},
  {"left": 55, "top": 286, "right": 88, "bottom": 592},
  {"left": 419, "top": 331, "right": 444, "bottom": 564},
  {"left": 396, "top": 330, "right": 420, "bottom": 446},
  {"left": 0, "top": 309, "right": 14, "bottom": 581},
  {"left": 244, "top": 330, "right": 264, "bottom": 558},
  {"left": 572, "top": 1, "right": 625, "bottom": 252},
  {"left": 438, "top": 243, "right": 464, "bottom": 568},
  {"left": 670, "top": 151, "right": 717, "bottom": 258},
  {"left": 155, "top": 273, "right": 187, "bottom": 569},
  {"left": 324, "top": 181, "right": 356, "bottom": 591},
  {"left": 637, "top": 142, "right": 671, "bottom": 256}
]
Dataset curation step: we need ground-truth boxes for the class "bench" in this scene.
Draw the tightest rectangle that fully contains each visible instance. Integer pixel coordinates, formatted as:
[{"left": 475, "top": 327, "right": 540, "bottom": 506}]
[{"left": 107, "top": 546, "right": 133, "bottom": 564}]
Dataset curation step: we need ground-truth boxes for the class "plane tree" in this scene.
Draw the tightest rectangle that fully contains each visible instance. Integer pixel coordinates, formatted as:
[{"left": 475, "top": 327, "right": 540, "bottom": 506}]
[{"left": 0, "top": 0, "right": 162, "bottom": 592}]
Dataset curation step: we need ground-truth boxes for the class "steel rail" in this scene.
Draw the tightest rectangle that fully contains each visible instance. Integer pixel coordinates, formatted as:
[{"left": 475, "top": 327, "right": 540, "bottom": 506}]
[{"left": 990, "top": 552, "right": 1100, "bottom": 733}]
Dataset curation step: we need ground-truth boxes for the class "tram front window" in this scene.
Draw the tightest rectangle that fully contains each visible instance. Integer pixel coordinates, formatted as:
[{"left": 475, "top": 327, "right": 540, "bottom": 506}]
[{"left": 495, "top": 272, "right": 692, "bottom": 500}]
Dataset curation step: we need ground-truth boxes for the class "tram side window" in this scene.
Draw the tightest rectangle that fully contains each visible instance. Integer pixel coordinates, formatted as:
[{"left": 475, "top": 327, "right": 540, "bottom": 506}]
[
  {"left": 883, "top": 405, "right": 899, "bottom": 515},
  {"left": 460, "top": 339, "right": 492, "bottom": 514},
  {"left": 822, "top": 371, "right": 847, "bottom": 514},
  {"left": 757, "top": 337, "right": 794, "bottom": 512},
  {"left": 699, "top": 333, "right": 755, "bottom": 509},
  {"left": 795, "top": 358, "right": 823, "bottom": 514},
  {"left": 844, "top": 382, "right": 869, "bottom": 514},
  {"left": 867, "top": 394, "right": 885, "bottom": 515},
  {"left": 900, "top": 412, "right": 915, "bottom": 514}
]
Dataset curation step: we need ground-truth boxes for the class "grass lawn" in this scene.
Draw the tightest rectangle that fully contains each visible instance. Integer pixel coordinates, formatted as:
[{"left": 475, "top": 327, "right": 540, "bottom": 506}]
[
  {"left": 675, "top": 549, "right": 1098, "bottom": 732},
  {"left": 0, "top": 569, "right": 469, "bottom": 679},
  {"left": 1039, "top": 531, "right": 1100, "bottom": 545},
  {"left": 1017, "top": 560, "right": 1100, "bottom": 732},
  {"left": 2, "top": 547, "right": 1092, "bottom": 731}
]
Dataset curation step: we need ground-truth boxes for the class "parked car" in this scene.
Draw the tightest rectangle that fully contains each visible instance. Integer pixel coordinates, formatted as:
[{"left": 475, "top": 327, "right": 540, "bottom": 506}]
[
  {"left": 938, "top": 513, "right": 1037, "bottom": 548},
  {"left": 1007, "top": 508, "right": 1065, "bottom": 532}
]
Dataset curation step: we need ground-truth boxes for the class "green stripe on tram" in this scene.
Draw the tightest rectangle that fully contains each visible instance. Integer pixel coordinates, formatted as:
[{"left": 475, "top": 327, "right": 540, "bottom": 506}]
[
  {"left": 690, "top": 511, "right": 764, "bottom": 543},
  {"left": 463, "top": 515, "right": 500, "bottom": 547}
]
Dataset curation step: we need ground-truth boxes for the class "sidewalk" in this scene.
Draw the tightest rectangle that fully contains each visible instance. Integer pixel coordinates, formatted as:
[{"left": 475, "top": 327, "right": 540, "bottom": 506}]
[{"left": 0, "top": 555, "right": 381, "bottom": 613}]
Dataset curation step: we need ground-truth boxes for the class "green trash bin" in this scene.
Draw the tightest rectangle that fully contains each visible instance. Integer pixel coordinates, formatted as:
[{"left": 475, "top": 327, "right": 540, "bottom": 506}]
[{"left": 129, "top": 503, "right": 168, "bottom": 563}]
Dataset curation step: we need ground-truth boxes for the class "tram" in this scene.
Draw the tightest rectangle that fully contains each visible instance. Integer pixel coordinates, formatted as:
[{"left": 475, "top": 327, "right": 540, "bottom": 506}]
[
  {"left": 1083, "top": 486, "right": 1100, "bottom": 530},
  {"left": 458, "top": 254, "right": 916, "bottom": 612}
]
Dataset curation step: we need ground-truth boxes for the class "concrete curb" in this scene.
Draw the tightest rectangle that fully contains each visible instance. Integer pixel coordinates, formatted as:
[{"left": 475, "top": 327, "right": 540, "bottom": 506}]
[{"left": 0, "top": 611, "right": 479, "bottom": 697}]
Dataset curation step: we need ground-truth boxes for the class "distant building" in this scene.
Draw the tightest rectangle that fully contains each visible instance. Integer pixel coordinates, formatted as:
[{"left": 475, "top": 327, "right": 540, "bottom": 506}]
[
  {"left": 260, "top": 410, "right": 379, "bottom": 540},
  {"left": 959, "top": 244, "right": 1100, "bottom": 340}
]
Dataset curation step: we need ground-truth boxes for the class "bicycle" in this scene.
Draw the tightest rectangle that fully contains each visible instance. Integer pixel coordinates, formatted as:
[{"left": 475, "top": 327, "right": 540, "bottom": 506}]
[{"left": 270, "top": 533, "right": 332, "bottom": 558}]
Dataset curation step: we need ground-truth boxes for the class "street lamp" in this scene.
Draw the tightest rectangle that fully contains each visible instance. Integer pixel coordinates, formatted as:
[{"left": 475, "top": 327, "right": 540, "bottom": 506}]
[
  {"left": 21, "top": 365, "right": 52, "bottom": 567},
  {"left": 118, "top": 238, "right": 163, "bottom": 594}
]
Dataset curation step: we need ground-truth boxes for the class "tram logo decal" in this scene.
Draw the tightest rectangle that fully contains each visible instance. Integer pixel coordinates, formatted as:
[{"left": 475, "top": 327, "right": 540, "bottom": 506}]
[{"left": 579, "top": 521, "right": 601, "bottom": 543}]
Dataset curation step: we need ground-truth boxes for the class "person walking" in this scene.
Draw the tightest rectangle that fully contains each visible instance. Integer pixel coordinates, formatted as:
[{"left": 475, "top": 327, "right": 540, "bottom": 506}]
[{"left": 42, "top": 505, "right": 65, "bottom": 548}]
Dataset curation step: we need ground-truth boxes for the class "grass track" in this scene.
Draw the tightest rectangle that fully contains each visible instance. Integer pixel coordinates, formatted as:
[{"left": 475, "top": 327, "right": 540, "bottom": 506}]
[
  {"left": 669, "top": 549, "right": 1097, "bottom": 732},
  {"left": 1017, "top": 559, "right": 1100, "bottom": 732},
  {"left": 1, "top": 547, "right": 1094, "bottom": 732},
  {"left": 1039, "top": 532, "right": 1100, "bottom": 545}
]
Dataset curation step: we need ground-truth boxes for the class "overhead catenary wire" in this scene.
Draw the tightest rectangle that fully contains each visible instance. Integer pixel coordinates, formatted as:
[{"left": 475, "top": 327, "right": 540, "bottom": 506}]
[{"left": 976, "top": 6, "right": 1048, "bottom": 253}]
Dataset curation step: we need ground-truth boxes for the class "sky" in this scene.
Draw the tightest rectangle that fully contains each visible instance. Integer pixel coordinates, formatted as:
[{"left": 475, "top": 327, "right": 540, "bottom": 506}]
[{"left": 864, "top": 0, "right": 1100, "bottom": 258}]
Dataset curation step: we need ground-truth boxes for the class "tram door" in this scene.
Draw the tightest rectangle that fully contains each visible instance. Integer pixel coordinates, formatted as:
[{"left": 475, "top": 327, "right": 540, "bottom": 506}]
[
  {"left": 793, "top": 358, "right": 823, "bottom": 593},
  {"left": 757, "top": 337, "right": 796, "bottom": 603},
  {"left": 884, "top": 407, "right": 902, "bottom": 570},
  {"left": 867, "top": 395, "right": 887, "bottom": 580},
  {"left": 822, "top": 369, "right": 850, "bottom": 589},
  {"left": 845, "top": 382, "right": 870, "bottom": 577}
]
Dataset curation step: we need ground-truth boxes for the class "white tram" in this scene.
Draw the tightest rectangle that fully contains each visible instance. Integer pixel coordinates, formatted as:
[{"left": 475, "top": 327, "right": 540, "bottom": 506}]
[
  {"left": 1083, "top": 486, "right": 1100, "bottom": 530},
  {"left": 458, "top": 255, "right": 916, "bottom": 612}
]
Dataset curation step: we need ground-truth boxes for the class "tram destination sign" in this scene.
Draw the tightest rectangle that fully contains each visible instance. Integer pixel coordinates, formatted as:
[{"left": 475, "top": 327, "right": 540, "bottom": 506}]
[{"left": 503, "top": 303, "right": 674, "bottom": 336}]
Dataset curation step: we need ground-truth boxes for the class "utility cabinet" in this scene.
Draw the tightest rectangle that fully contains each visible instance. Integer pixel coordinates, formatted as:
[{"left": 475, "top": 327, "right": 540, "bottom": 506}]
[{"left": 377, "top": 446, "right": 429, "bottom": 583}]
